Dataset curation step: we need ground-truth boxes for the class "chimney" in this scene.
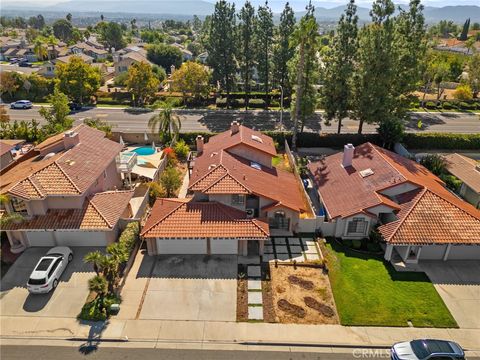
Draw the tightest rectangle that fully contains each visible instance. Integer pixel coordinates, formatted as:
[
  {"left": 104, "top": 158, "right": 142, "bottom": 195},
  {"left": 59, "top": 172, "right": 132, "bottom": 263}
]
[
  {"left": 342, "top": 143, "right": 355, "bottom": 168},
  {"left": 64, "top": 130, "right": 80, "bottom": 149},
  {"left": 231, "top": 121, "right": 240, "bottom": 135},
  {"left": 196, "top": 135, "right": 204, "bottom": 154}
]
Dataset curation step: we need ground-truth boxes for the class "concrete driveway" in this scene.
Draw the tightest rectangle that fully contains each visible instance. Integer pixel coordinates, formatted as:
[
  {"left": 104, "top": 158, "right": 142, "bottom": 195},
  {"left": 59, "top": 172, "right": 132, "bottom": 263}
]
[
  {"left": 421, "top": 261, "right": 480, "bottom": 329},
  {"left": 0, "top": 247, "right": 98, "bottom": 318},
  {"left": 119, "top": 253, "right": 237, "bottom": 321}
]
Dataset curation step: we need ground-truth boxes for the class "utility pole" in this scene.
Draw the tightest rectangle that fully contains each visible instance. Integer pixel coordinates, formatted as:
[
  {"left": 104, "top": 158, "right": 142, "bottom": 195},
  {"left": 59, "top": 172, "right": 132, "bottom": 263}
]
[{"left": 279, "top": 85, "right": 284, "bottom": 131}]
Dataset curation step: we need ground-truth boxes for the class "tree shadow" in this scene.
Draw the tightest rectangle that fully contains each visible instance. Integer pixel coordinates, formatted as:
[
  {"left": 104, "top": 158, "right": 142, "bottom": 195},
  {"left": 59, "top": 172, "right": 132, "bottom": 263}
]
[{"left": 77, "top": 320, "right": 108, "bottom": 355}]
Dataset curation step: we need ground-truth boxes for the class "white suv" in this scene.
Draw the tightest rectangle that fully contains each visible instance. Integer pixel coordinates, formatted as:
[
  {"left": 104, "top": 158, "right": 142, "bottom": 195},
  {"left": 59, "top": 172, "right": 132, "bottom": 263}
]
[{"left": 27, "top": 247, "right": 73, "bottom": 294}]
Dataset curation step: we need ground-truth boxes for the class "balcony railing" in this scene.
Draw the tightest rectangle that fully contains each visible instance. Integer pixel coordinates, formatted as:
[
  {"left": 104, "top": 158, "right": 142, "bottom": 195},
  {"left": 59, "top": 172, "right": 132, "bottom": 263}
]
[{"left": 116, "top": 152, "right": 137, "bottom": 173}]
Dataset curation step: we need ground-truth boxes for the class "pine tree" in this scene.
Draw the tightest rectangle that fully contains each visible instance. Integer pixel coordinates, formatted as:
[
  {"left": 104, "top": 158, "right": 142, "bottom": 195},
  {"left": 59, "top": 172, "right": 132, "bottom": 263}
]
[
  {"left": 290, "top": 3, "right": 320, "bottom": 150},
  {"left": 273, "top": 2, "right": 296, "bottom": 98},
  {"left": 206, "top": 0, "right": 237, "bottom": 108},
  {"left": 353, "top": 0, "right": 396, "bottom": 134},
  {"left": 459, "top": 18, "right": 470, "bottom": 41},
  {"left": 238, "top": 1, "right": 256, "bottom": 110},
  {"left": 321, "top": 0, "right": 358, "bottom": 134},
  {"left": 256, "top": 1, "right": 274, "bottom": 108}
]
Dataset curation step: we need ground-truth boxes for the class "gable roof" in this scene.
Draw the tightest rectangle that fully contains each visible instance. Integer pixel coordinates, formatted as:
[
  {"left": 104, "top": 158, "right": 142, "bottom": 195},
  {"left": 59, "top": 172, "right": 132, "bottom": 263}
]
[
  {"left": 4, "top": 124, "right": 122, "bottom": 200},
  {"left": 141, "top": 199, "right": 269, "bottom": 239},
  {"left": 3, "top": 190, "right": 133, "bottom": 231},
  {"left": 444, "top": 153, "right": 480, "bottom": 194},
  {"left": 0, "top": 141, "right": 13, "bottom": 157},
  {"left": 309, "top": 143, "right": 480, "bottom": 245}
]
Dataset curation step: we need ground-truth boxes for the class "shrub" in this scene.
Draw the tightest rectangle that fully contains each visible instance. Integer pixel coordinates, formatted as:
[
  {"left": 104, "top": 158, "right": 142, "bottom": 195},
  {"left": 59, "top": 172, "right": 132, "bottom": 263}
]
[
  {"left": 440, "top": 174, "right": 463, "bottom": 192},
  {"left": 424, "top": 101, "right": 438, "bottom": 109},
  {"left": 402, "top": 133, "right": 480, "bottom": 150},
  {"left": 441, "top": 101, "right": 457, "bottom": 110},
  {"left": 163, "top": 147, "right": 178, "bottom": 166},
  {"left": 173, "top": 139, "right": 190, "bottom": 160},
  {"left": 351, "top": 239, "right": 362, "bottom": 249},
  {"left": 148, "top": 182, "right": 166, "bottom": 205},
  {"left": 78, "top": 294, "right": 120, "bottom": 321},
  {"left": 458, "top": 101, "right": 476, "bottom": 110},
  {"left": 343, "top": 239, "right": 353, "bottom": 248},
  {"left": 160, "top": 167, "right": 182, "bottom": 197},
  {"left": 453, "top": 85, "right": 473, "bottom": 101},
  {"left": 118, "top": 222, "right": 140, "bottom": 252},
  {"left": 420, "top": 154, "right": 447, "bottom": 176}
]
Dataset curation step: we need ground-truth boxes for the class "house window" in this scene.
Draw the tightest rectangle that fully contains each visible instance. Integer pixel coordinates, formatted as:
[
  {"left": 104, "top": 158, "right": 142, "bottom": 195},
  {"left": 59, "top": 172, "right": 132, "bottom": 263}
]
[
  {"left": 11, "top": 197, "right": 28, "bottom": 215},
  {"left": 347, "top": 218, "right": 367, "bottom": 235},
  {"left": 231, "top": 194, "right": 245, "bottom": 206}
]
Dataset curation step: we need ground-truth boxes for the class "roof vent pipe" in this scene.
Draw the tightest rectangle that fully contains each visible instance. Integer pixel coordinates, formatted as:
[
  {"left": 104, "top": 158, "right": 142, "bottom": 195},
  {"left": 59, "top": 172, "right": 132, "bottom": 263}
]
[
  {"left": 342, "top": 143, "right": 355, "bottom": 168},
  {"left": 231, "top": 121, "right": 240, "bottom": 135}
]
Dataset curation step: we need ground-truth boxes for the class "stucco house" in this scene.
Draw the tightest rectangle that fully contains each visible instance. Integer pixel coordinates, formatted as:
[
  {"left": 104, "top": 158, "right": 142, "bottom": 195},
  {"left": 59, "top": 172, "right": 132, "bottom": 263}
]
[
  {"left": 1, "top": 125, "right": 134, "bottom": 253},
  {"left": 141, "top": 123, "right": 307, "bottom": 256},
  {"left": 444, "top": 153, "right": 480, "bottom": 209},
  {"left": 308, "top": 143, "right": 480, "bottom": 263},
  {"left": 114, "top": 51, "right": 153, "bottom": 75},
  {"left": 69, "top": 42, "right": 108, "bottom": 61}
]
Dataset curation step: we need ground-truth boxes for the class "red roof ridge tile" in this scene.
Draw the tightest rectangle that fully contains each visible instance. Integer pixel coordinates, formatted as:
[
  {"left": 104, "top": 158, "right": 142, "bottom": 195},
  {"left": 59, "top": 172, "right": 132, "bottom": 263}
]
[
  {"left": 140, "top": 198, "right": 187, "bottom": 236},
  {"left": 87, "top": 197, "right": 112, "bottom": 228},
  {"left": 189, "top": 163, "right": 228, "bottom": 190},
  {"left": 381, "top": 187, "right": 427, "bottom": 242}
]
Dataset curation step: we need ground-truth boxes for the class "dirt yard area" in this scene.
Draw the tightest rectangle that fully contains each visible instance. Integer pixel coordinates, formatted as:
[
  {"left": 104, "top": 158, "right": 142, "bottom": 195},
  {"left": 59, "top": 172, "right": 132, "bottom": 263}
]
[{"left": 268, "top": 264, "right": 339, "bottom": 325}]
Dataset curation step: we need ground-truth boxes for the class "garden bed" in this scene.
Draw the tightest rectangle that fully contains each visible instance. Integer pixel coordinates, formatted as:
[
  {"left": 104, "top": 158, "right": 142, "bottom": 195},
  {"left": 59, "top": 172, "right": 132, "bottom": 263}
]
[
  {"left": 236, "top": 264, "right": 248, "bottom": 322},
  {"left": 268, "top": 263, "right": 338, "bottom": 324}
]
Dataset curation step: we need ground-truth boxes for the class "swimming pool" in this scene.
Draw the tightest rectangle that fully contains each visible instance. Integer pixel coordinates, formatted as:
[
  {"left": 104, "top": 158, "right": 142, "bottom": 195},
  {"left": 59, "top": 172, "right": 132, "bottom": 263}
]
[{"left": 131, "top": 147, "right": 156, "bottom": 156}]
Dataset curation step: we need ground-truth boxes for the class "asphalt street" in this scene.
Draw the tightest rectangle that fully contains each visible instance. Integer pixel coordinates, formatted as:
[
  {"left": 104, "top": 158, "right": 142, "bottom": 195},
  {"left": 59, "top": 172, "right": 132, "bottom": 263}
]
[
  {"left": 0, "top": 344, "right": 394, "bottom": 360},
  {"left": 5, "top": 106, "right": 480, "bottom": 134}
]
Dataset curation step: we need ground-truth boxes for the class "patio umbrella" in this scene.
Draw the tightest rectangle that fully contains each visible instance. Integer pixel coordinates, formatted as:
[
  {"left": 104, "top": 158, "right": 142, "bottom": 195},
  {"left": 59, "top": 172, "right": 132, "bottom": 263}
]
[
  {"left": 119, "top": 135, "right": 124, "bottom": 147},
  {"left": 152, "top": 141, "right": 155, "bottom": 149},
  {"left": 144, "top": 132, "right": 148, "bottom": 142}
]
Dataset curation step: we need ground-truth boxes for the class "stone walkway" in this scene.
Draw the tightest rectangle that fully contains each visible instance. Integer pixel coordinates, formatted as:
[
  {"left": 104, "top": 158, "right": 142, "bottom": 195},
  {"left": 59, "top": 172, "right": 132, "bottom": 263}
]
[
  {"left": 263, "top": 237, "right": 321, "bottom": 263},
  {"left": 246, "top": 256, "right": 264, "bottom": 321}
]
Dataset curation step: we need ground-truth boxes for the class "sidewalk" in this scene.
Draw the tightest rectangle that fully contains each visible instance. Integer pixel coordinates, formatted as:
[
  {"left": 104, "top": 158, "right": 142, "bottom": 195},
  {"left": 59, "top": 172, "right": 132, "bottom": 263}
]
[{"left": 1, "top": 316, "right": 480, "bottom": 351}]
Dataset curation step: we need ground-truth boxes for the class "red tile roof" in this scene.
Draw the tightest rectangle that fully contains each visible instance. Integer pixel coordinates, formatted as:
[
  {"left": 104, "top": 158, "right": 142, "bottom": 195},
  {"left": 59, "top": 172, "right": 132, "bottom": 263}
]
[
  {"left": 189, "top": 128, "right": 306, "bottom": 212},
  {"left": 4, "top": 190, "right": 133, "bottom": 231},
  {"left": 5, "top": 125, "right": 122, "bottom": 200},
  {"left": 0, "top": 141, "right": 13, "bottom": 157},
  {"left": 309, "top": 143, "right": 480, "bottom": 245},
  {"left": 141, "top": 199, "right": 270, "bottom": 239}
]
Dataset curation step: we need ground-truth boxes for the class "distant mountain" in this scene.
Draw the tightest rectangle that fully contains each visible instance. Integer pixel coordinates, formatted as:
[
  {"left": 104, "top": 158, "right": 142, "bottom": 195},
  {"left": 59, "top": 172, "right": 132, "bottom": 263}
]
[
  {"left": 1, "top": 1, "right": 479, "bottom": 23},
  {"left": 46, "top": 0, "right": 216, "bottom": 15}
]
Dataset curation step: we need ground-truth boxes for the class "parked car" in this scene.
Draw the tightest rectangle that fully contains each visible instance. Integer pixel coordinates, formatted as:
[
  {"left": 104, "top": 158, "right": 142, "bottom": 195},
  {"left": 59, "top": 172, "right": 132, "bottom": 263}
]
[
  {"left": 18, "top": 61, "right": 32, "bottom": 67},
  {"left": 68, "top": 102, "right": 82, "bottom": 111},
  {"left": 9, "top": 58, "right": 19, "bottom": 64},
  {"left": 391, "top": 339, "right": 465, "bottom": 360},
  {"left": 27, "top": 247, "right": 74, "bottom": 294},
  {"left": 10, "top": 100, "right": 33, "bottom": 109}
]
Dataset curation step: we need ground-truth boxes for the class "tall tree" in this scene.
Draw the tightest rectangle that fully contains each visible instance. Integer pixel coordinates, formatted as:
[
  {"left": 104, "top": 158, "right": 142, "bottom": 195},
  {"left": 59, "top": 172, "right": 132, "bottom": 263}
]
[
  {"left": 171, "top": 61, "right": 211, "bottom": 104},
  {"left": 125, "top": 62, "right": 160, "bottom": 106},
  {"left": 459, "top": 18, "right": 470, "bottom": 41},
  {"left": 206, "top": 0, "right": 237, "bottom": 108},
  {"left": 55, "top": 56, "right": 101, "bottom": 104},
  {"left": 99, "top": 22, "right": 126, "bottom": 51},
  {"left": 148, "top": 105, "right": 182, "bottom": 143},
  {"left": 273, "top": 2, "right": 296, "bottom": 97},
  {"left": 290, "top": 3, "right": 320, "bottom": 150},
  {"left": 352, "top": 0, "right": 396, "bottom": 134},
  {"left": 467, "top": 54, "right": 480, "bottom": 98},
  {"left": 256, "top": 1, "right": 274, "bottom": 108},
  {"left": 52, "top": 19, "right": 74, "bottom": 43},
  {"left": 66, "top": 13, "right": 72, "bottom": 22},
  {"left": 237, "top": 1, "right": 256, "bottom": 109},
  {"left": 33, "top": 37, "right": 48, "bottom": 61},
  {"left": 321, "top": 0, "right": 358, "bottom": 134},
  {"left": 39, "top": 88, "right": 73, "bottom": 134}
]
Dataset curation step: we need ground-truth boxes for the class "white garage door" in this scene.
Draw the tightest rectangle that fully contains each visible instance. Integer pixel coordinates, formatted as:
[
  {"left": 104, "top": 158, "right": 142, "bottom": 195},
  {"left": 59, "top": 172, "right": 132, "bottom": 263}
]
[
  {"left": 419, "top": 245, "right": 448, "bottom": 260},
  {"left": 447, "top": 245, "right": 480, "bottom": 260},
  {"left": 156, "top": 238, "right": 207, "bottom": 254},
  {"left": 56, "top": 231, "right": 108, "bottom": 247},
  {"left": 211, "top": 238, "right": 238, "bottom": 254},
  {"left": 26, "top": 232, "right": 55, "bottom": 247}
]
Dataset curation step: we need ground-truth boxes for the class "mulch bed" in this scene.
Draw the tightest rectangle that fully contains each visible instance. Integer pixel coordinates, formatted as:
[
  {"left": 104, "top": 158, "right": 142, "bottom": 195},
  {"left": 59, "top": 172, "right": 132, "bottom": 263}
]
[
  {"left": 277, "top": 299, "right": 306, "bottom": 318},
  {"left": 236, "top": 264, "right": 248, "bottom": 322},
  {"left": 288, "top": 275, "right": 314, "bottom": 290},
  {"left": 261, "top": 263, "right": 276, "bottom": 323},
  {"left": 304, "top": 296, "right": 335, "bottom": 317}
]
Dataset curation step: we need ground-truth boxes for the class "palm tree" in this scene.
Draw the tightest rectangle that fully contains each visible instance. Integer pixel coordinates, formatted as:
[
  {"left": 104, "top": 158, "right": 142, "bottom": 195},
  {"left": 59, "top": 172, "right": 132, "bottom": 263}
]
[
  {"left": 88, "top": 275, "right": 108, "bottom": 312},
  {"left": 33, "top": 38, "right": 48, "bottom": 61},
  {"left": 148, "top": 105, "right": 181, "bottom": 144},
  {"left": 84, "top": 250, "right": 104, "bottom": 276}
]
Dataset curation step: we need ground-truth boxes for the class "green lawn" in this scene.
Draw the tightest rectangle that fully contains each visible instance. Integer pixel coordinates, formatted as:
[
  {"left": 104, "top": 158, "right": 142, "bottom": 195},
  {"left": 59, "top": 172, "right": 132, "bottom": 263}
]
[{"left": 324, "top": 241, "right": 457, "bottom": 328}]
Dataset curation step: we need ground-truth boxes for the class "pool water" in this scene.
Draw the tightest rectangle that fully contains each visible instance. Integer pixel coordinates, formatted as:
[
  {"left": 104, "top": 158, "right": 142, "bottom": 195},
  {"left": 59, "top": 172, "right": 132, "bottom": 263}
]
[{"left": 131, "top": 147, "right": 156, "bottom": 156}]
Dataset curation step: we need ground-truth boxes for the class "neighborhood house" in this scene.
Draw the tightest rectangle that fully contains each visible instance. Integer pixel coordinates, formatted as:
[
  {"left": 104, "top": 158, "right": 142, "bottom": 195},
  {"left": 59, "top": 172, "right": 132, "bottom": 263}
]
[
  {"left": 307, "top": 142, "right": 480, "bottom": 263},
  {"left": 141, "top": 123, "right": 307, "bottom": 256}
]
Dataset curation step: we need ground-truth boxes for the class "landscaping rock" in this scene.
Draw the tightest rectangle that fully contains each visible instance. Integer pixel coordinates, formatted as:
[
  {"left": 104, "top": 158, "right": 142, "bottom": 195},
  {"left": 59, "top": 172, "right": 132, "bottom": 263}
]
[
  {"left": 288, "top": 275, "right": 314, "bottom": 290},
  {"left": 277, "top": 299, "right": 306, "bottom": 318},
  {"left": 304, "top": 296, "right": 335, "bottom": 317}
]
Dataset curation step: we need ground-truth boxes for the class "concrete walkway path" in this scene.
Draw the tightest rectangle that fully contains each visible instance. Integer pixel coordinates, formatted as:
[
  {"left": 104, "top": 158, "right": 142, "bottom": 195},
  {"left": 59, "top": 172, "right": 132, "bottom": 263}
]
[{"left": 1, "top": 316, "right": 480, "bottom": 352}]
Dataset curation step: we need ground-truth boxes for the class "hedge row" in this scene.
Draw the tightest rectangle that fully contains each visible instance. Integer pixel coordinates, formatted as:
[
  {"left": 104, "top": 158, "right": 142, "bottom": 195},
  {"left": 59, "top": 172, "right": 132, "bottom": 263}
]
[
  {"left": 421, "top": 100, "right": 480, "bottom": 111},
  {"left": 180, "top": 131, "right": 480, "bottom": 150}
]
